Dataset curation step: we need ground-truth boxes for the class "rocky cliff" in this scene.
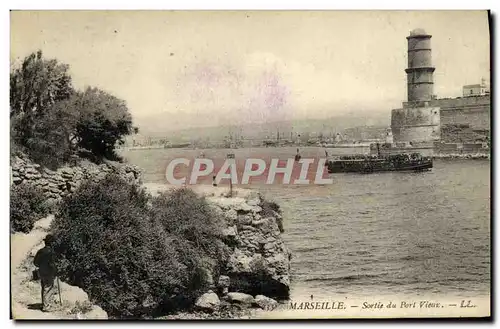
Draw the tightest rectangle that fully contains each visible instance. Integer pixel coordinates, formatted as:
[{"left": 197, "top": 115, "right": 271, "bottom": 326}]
[{"left": 208, "top": 192, "right": 291, "bottom": 299}]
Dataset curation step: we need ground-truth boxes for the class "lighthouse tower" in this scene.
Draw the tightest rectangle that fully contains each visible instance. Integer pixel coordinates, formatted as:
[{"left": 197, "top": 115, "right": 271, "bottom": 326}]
[
  {"left": 391, "top": 29, "right": 440, "bottom": 150},
  {"left": 405, "top": 28, "right": 435, "bottom": 103}
]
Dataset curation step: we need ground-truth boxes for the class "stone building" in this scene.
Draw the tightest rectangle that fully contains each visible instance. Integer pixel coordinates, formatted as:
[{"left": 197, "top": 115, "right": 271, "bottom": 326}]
[
  {"left": 390, "top": 28, "right": 440, "bottom": 157},
  {"left": 462, "top": 78, "right": 490, "bottom": 97},
  {"left": 391, "top": 29, "right": 490, "bottom": 150}
]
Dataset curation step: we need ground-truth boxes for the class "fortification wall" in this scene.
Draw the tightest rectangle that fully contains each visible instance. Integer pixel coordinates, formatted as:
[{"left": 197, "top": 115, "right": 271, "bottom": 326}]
[
  {"left": 400, "top": 95, "right": 490, "bottom": 136},
  {"left": 371, "top": 142, "right": 435, "bottom": 157},
  {"left": 429, "top": 95, "right": 490, "bottom": 109},
  {"left": 439, "top": 108, "right": 490, "bottom": 130},
  {"left": 431, "top": 95, "right": 490, "bottom": 130}
]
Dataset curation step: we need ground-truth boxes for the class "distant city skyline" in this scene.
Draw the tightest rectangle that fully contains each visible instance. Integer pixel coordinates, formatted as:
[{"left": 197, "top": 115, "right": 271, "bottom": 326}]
[{"left": 10, "top": 11, "right": 490, "bottom": 132}]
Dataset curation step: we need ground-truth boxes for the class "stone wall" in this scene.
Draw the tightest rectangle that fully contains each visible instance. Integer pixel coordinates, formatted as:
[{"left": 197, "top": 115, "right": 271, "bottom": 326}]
[
  {"left": 370, "top": 141, "right": 435, "bottom": 157},
  {"left": 10, "top": 155, "right": 142, "bottom": 203},
  {"left": 430, "top": 95, "right": 490, "bottom": 109}
]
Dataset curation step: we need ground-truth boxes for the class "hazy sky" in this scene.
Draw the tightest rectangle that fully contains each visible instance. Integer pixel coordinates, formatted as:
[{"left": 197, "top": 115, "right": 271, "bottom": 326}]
[{"left": 10, "top": 11, "right": 490, "bottom": 130}]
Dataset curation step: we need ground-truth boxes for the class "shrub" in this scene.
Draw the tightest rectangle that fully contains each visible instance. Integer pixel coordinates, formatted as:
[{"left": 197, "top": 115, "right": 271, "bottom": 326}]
[
  {"left": 150, "top": 188, "right": 230, "bottom": 307},
  {"left": 151, "top": 188, "right": 228, "bottom": 264},
  {"left": 10, "top": 183, "right": 50, "bottom": 233},
  {"left": 51, "top": 175, "right": 227, "bottom": 318}
]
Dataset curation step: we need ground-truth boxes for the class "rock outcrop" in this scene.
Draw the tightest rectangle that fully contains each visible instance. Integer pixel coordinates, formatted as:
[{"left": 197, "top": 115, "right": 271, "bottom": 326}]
[
  {"left": 10, "top": 155, "right": 142, "bottom": 202},
  {"left": 206, "top": 191, "right": 291, "bottom": 300}
]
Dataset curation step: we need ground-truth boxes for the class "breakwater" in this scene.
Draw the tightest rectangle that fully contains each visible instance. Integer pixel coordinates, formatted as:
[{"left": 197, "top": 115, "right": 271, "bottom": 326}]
[{"left": 433, "top": 153, "right": 490, "bottom": 160}]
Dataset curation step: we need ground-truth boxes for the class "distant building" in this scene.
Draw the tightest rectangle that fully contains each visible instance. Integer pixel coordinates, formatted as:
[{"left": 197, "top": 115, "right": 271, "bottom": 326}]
[{"left": 462, "top": 78, "right": 490, "bottom": 97}]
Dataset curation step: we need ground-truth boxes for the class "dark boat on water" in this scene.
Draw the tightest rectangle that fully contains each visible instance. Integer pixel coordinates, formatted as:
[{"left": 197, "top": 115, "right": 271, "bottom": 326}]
[{"left": 326, "top": 152, "right": 433, "bottom": 174}]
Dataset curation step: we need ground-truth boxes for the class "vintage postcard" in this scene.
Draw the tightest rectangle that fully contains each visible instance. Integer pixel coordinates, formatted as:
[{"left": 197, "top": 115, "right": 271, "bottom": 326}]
[{"left": 10, "top": 10, "right": 491, "bottom": 320}]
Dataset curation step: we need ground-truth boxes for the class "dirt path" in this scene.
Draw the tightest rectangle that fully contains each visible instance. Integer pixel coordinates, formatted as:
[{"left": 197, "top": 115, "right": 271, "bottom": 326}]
[{"left": 10, "top": 215, "right": 107, "bottom": 320}]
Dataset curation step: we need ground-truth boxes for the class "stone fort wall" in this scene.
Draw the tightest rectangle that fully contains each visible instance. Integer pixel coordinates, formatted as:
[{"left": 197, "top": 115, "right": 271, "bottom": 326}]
[
  {"left": 433, "top": 96, "right": 490, "bottom": 131},
  {"left": 403, "top": 95, "right": 490, "bottom": 131}
]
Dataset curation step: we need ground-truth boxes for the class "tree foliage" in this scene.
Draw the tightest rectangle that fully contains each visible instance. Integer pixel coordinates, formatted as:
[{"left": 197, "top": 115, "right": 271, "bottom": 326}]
[
  {"left": 21, "top": 99, "right": 78, "bottom": 168},
  {"left": 71, "top": 87, "right": 135, "bottom": 160},
  {"left": 10, "top": 50, "right": 73, "bottom": 146},
  {"left": 10, "top": 51, "right": 136, "bottom": 168}
]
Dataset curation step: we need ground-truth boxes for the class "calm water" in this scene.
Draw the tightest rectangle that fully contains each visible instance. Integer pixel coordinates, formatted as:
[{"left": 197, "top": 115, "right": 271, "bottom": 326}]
[{"left": 121, "top": 147, "right": 490, "bottom": 300}]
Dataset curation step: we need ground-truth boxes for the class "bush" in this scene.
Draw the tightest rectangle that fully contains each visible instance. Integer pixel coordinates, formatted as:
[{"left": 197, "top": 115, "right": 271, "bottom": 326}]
[
  {"left": 151, "top": 188, "right": 228, "bottom": 264},
  {"left": 51, "top": 175, "right": 227, "bottom": 318},
  {"left": 10, "top": 183, "right": 50, "bottom": 233},
  {"left": 150, "top": 188, "right": 230, "bottom": 308}
]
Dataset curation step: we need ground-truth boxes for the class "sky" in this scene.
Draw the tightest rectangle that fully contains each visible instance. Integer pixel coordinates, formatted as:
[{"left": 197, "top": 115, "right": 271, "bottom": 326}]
[{"left": 10, "top": 10, "right": 490, "bottom": 131}]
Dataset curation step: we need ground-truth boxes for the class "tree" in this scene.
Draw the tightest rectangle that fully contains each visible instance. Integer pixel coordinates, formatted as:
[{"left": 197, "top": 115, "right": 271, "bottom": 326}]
[
  {"left": 11, "top": 51, "right": 136, "bottom": 167},
  {"left": 71, "top": 87, "right": 136, "bottom": 160},
  {"left": 10, "top": 50, "right": 74, "bottom": 146}
]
